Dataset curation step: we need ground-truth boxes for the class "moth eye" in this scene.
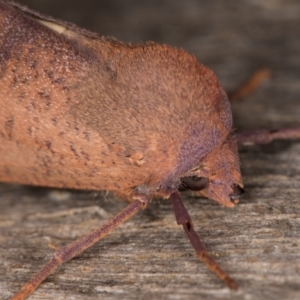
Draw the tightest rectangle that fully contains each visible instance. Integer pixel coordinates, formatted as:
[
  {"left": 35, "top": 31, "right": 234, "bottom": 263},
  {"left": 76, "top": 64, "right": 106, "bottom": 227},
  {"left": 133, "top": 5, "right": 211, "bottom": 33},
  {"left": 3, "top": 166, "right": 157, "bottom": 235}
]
[
  {"left": 229, "top": 184, "right": 245, "bottom": 201},
  {"left": 180, "top": 176, "right": 209, "bottom": 191}
]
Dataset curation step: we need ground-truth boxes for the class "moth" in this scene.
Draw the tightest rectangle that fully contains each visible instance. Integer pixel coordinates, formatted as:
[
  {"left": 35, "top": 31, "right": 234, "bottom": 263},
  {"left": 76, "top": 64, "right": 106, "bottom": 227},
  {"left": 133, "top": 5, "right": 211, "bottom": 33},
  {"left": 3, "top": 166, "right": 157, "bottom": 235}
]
[{"left": 0, "top": 1, "right": 299, "bottom": 299}]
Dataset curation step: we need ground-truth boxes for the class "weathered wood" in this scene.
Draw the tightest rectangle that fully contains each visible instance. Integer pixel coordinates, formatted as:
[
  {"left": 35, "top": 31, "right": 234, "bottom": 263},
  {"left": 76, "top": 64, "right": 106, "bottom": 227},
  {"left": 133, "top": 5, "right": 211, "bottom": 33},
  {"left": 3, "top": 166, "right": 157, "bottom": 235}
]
[{"left": 1, "top": 1, "right": 300, "bottom": 299}]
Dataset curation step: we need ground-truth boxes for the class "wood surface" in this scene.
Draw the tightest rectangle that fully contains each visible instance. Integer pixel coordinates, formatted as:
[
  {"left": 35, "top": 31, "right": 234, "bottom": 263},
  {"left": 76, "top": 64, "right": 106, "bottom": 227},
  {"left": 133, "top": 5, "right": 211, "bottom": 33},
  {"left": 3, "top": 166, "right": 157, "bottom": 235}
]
[{"left": 1, "top": 1, "right": 300, "bottom": 299}]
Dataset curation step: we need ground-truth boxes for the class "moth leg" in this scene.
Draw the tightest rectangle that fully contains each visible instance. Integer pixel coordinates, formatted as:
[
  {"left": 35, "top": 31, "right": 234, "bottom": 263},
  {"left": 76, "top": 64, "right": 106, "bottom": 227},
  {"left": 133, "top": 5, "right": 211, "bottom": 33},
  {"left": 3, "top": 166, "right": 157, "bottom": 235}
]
[
  {"left": 228, "top": 68, "right": 271, "bottom": 102},
  {"left": 236, "top": 128, "right": 300, "bottom": 145},
  {"left": 170, "top": 192, "right": 238, "bottom": 290},
  {"left": 12, "top": 199, "right": 145, "bottom": 300}
]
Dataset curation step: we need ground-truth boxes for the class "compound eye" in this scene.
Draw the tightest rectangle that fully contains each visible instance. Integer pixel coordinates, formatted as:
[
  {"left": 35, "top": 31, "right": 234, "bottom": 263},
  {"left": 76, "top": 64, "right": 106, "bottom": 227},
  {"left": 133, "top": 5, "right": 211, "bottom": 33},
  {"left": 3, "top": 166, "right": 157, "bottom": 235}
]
[
  {"left": 229, "top": 184, "right": 245, "bottom": 201},
  {"left": 180, "top": 176, "right": 209, "bottom": 191}
]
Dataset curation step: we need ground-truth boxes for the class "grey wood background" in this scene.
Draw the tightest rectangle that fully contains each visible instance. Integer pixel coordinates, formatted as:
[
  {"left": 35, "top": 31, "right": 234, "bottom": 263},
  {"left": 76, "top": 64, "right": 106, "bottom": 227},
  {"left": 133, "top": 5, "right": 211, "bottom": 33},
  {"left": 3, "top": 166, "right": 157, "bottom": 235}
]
[{"left": 1, "top": 0, "right": 300, "bottom": 299}]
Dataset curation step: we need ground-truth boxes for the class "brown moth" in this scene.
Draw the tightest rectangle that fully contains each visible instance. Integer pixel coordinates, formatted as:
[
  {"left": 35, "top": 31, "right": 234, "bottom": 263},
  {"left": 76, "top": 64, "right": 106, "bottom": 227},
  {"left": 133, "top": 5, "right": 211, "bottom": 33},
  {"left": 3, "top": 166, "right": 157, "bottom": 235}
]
[{"left": 1, "top": 1, "right": 300, "bottom": 299}]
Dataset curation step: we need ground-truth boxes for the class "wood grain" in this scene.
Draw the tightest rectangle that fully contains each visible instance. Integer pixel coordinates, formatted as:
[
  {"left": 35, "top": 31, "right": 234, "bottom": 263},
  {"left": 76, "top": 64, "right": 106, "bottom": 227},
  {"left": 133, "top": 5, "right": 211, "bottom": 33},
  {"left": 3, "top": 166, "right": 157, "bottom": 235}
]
[{"left": 1, "top": 1, "right": 300, "bottom": 299}]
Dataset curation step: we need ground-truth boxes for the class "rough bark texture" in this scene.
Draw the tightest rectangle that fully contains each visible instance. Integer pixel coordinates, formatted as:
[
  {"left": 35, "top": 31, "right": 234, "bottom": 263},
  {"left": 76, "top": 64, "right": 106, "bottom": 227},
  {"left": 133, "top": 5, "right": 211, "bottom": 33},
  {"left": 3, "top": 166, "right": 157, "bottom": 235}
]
[{"left": 1, "top": 1, "right": 300, "bottom": 299}]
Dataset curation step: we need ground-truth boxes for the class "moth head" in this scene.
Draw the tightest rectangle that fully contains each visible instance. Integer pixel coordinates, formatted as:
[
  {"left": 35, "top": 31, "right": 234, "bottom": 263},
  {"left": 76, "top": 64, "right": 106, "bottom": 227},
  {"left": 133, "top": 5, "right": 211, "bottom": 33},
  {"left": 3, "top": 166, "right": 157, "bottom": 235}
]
[{"left": 179, "top": 134, "right": 244, "bottom": 207}]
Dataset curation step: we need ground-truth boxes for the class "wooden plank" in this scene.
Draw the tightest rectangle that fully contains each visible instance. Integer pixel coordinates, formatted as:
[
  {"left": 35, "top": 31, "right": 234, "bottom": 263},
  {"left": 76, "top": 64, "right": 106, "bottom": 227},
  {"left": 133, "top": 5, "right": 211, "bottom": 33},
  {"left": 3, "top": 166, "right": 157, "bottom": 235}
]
[{"left": 1, "top": 1, "right": 300, "bottom": 299}]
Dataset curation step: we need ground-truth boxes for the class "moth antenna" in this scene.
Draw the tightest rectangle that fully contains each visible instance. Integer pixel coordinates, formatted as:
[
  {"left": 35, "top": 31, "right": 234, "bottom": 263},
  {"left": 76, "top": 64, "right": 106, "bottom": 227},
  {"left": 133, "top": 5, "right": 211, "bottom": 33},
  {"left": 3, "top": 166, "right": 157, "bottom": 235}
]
[
  {"left": 170, "top": 192, "right": 238, "bottom": 290},
  {"left": 12, "top": 199, "right": 145, "bottom": 300},
  {"left": 236, "top": 128, "right": 300, "bottom": 145},
  {"left": 228, "top": 68, "right": 271, "bottom": 102}
]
